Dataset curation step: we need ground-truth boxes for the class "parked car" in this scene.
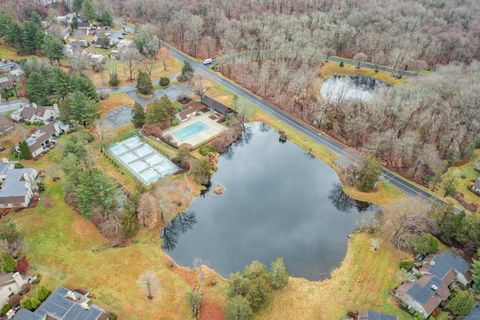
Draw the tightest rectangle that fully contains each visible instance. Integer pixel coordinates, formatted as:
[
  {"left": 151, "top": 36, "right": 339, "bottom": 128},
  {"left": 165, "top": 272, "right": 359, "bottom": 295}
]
[
  {"left": 203, "top": 58, "right": 213, "bottom": 65},
  {"left": 122, "top": 31, "right": 128, "bottom": 35}
]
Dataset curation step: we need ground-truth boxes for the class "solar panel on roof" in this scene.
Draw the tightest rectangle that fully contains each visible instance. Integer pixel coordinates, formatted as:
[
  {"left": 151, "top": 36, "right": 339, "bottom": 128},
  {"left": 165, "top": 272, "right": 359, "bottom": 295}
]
[{"left": 408, "top": 283, "right": 434, "bottom": 305}]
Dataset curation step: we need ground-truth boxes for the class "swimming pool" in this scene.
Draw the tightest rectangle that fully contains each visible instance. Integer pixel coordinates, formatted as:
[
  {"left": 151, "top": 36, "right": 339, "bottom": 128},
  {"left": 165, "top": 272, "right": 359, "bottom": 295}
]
[{"left": 173, "top": 121, "right": 209, "bottom": 141}]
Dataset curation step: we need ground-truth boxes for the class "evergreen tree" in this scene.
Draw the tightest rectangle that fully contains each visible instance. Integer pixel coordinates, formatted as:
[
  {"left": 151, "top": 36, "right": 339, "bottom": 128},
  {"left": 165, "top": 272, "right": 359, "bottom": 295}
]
[
  {"left": 225, "top": 296, "right": 253, "bottom": 320},
  {"left": 358, "top": 156, "right": 381, "bottom": 192},
  {"left": 72, "top": 0, "right": 84, "bottom": 12},
  {"left": 228, "top": 272, "right": 250, "bottom": 298},
  {"left": 472, "top": 251, "right": 480, "bottom": 292},
  {"left": 71, "top": 74, "right": 98, "bottom": 102},
  {"left": 17, "top": 141, "right": 32, "bottom": 160},
  {"left": 41, "top": 35, "right": 65, "bottom": 63},
  {"left": 243, "top": 260, "right": 272, "bottom": 311},
  {"left": 406, "top": 234, "right": 439, "bottom": 255},
  {"left": 448, "top": 291, "right": 475, "bottom": 316},
  {"left": 109, "top": 71, "right": 119, "bottom": 86},
  {"left": 4, "top": 21, "right": 23, "bottom": 49},
  {"left": 71, "top": 15, "right": 78, "bottom": 30},
  {"left": 0, "top": 252, "right": 17, "bottom": 273},
  {"left": 22, "top": 15, "right": 44, "bottom": 54},
  {"left": 181, "top": 60, "right": 193, "bottom": 78},
  {"left": 121, "top": 206, "right": 139, "bottom": 239},
  {"left": 269, "top": 257, "right": 289, "bottom": 289},
  {"left": 74, "top": 169, "right": 117, "bottom": 217},
  {"left": 26, "top": 72, "right": 50, "bottom": 105},
  {"left": 50, "top": 68, "right": 72, "bottom": 101},
  {"left": 192, "top": 159, "right": 211, "bottom": 185},
  {"left": 99, "top": 11, "right": 112, "bottom": 26},
  {"left": 137, "top": 71, "right": 153, "bottom": 95},
  {"left": 82, "top": 0, "right": 96, "bottom": 22},
  {"left": 131, "top": 102, "right": 146, "bottom": 128},
  {"left": 0, "top": 12, "right": 14, "bottom": 38},
  {"left": 68, "top": 91, "right": 99, "bottom": 127}
]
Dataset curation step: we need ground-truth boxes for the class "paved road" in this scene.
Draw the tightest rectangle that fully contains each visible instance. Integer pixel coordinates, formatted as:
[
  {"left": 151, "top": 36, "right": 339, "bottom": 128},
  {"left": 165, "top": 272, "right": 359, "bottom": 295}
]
[
  {"left": 0, "top": 100, "right": 25, "bottom": 115},
  {"left": 215, "top": 50, "right": 418, "bottom": 77},
  {"left": 166, "top": 44, "right": 446, "bottom": 207}
]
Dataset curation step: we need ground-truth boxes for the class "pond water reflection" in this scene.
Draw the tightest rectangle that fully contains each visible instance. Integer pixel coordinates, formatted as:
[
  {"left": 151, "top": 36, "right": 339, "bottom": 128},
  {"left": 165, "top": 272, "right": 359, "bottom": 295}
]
[{"left": 163, "top": 123, "right": 371, "bottom": 280}]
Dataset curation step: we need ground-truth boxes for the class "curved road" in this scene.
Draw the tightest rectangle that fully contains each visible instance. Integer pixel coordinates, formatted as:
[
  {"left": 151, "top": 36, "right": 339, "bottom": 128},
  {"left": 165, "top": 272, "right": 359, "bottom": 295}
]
[
  {"left": 166, "top": 44, "right": 446, "bottom": 208},
  {"left": 0, "top": 18, "right": 448, "bottom": 209}
]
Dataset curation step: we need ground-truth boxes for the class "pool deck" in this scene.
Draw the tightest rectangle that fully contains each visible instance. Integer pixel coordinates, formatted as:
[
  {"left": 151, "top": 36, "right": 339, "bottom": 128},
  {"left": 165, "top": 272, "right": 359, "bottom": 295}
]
[{"left": 164, "top": 112, "right": 226, "bottom": 148}]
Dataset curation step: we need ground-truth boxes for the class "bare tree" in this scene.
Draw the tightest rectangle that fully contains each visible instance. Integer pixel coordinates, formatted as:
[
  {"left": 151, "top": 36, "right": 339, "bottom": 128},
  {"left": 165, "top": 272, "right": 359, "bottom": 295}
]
[{"left": 137, "top": 271, "right": 161, "bottom": 300}]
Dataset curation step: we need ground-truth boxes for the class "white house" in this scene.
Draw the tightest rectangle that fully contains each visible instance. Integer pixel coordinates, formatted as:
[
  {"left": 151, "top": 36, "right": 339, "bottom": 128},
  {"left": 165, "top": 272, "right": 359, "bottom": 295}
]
[
  {"left": 0, "top": 273, "right": 28, "bottom": 307},
  {"left": 0, "top": 161, "right": 38, "bottom": 209},
  {"left": 75, "top": 22, "right": 92, "bottom": 36},
  {"left": 10, "top": 103, "right": 60, "bottom": 124},
  {"left": 88, "top": 53, "right": 106, "bottom": 65},
  {"left": 25, "top": 122, "right": 68, "bottom": 158}
]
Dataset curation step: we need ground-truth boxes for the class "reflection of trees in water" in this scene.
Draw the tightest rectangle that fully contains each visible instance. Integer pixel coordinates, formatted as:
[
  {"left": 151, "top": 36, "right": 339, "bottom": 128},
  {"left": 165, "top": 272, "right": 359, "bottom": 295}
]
[
  {"left": 259, "top": 123, "right": 271, "bottom": 132},
  {"left": 328, "top": 183, "right": 370, "bottom": 213},
  {"left": 223, "top": 124, "right": 253, "bottom": 160},
  {"left": 199, "top": 180, "right": 212, "bottom": 197},
  {"left": 304, "top": 152, "right": 315, "bottom": 159},
  {"left": 161, "top": 211, "right": 197, "bottom": 251}
]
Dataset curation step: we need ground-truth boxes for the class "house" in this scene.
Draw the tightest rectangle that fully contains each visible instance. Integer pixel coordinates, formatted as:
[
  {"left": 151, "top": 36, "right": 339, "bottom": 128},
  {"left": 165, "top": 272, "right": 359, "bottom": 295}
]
[
  {"left": 38, "top": 0, "right": 58, "bottom": 6},
  {"left": 57, "top": 13, "right": 76, "bottom": 25},
  {"left": 472, "top": 177, "right": 480, "bottom": 194},
  {"left": 88, "top": 54, "right": 106, "bottom": 65},
  {"left": 8, "top": 69, "right": 24, "bottom": 82},
  {"left": 0, "top": 61, "right": 19, "bottom": 74},
  {"left": 465, "top": 304, "right": 480, "bottom": 320},
  {"left": 117, "top": 39, "right": 133, "bottom": 49},
  {"left": 0, "top": 161, "right": 38, "bottom": 209},
  {"left": 358, "top": 310, "right": 398, "bottom": 320},
  {"left": 70, "top": 39, "right": 88, "bottom": 48},
  {"left": 0, "top": 77, "right": 13, "bottom": 90},
  {"left": 10, "top": 103, "right": 60, "bottom": 124},
  {"left": 201, "top": 95, "right": 234, "bottom": 116},
  {"left": 25, "top": 122, "right": 68, "bottom": 158},
  {"left": 395, "top": 252, "right": 470, "bottom": 318},
  {"left": 0, "top": 117, "right": 15, "bottom": 137},
  {"left": 13, "top": 286, "right": 108, "bottom": 320},
  {"left": 176, "top": 101, "right": 208, "bottom": 122},
  {"left": 74, "top": 22, "right": 92, "bottom": 36},
  {"left": 0, "top": 272, "right": 28, "bottom": 307}
]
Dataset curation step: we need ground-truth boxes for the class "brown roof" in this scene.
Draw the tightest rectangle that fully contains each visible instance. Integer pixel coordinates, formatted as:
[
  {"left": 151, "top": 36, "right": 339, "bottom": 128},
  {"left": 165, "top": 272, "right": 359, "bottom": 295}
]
[
  {"left": 0, "top": 117, "right": 14, "bottom": 135},
  {"left": 20, "top": 107, "right": 36, "bottom": 119},
  {"left": 185, "top": 101, "right": 208, "bottom": 111},
  {"left": 177, "top": 106, "right": 197, "bottom": 120},
  {"left": 0, "top": 195, "right": 26, "bottom": 206},
  {"left": 0, "top": 272, "right": 16, "bottom": 285}
]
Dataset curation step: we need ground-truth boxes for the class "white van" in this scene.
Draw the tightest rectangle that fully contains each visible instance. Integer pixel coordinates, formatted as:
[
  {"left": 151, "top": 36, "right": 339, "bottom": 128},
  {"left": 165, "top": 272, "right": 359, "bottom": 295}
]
[{"left": 202, "top": 58, "right": 213, "bottom": 65}]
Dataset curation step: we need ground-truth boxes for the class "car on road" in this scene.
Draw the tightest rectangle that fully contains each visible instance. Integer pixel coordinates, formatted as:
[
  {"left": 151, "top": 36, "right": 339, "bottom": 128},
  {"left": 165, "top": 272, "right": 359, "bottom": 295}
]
[
  {"left": 122, "top": 32, "right": 128, "bottom": 35},
  {"left": 202, "top": 58, "right": 213, "bottom": 65},
  {"left": 118, "top": 36, "right": 124, "bottom": 40}
]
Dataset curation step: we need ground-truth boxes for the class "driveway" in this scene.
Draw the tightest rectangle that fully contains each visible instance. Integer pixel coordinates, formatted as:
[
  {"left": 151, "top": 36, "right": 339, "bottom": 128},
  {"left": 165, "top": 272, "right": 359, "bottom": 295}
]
[{"left": 128, "top": 84, "right": 192, "bottom": 106}]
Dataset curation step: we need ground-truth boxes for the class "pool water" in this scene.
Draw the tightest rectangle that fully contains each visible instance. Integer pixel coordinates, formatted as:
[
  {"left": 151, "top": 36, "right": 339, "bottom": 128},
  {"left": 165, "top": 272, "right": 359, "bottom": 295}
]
[{"left": 173, "top": 121, "right": 209, "bottom": 141}]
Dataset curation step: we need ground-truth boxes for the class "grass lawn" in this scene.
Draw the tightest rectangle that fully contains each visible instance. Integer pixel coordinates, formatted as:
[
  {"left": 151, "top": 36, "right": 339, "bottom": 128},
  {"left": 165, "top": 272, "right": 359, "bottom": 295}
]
[
  {"left": 9, "top": 180, "right": 228, "bottom": 320},
  {"left": 318, "top": 61, "right": 407, "bottom": 85},
  {"left": 0, "top": 44, "right": 32, "bottom": 61},
  {"left": 435, "top": 149, "right": 480, "bottom": 211},
  {"left": 255, "top": 233, "right": 412, "bottom": 320}
]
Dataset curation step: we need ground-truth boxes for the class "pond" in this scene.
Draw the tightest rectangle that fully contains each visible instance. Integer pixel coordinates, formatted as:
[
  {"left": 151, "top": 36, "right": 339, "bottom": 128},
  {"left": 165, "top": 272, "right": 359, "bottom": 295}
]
[
  {"left": 163, "top": 123, "right": 371, "bottom": 280},
  {"left": 320, "top": 75, "right": 388, "bottom": 102}
]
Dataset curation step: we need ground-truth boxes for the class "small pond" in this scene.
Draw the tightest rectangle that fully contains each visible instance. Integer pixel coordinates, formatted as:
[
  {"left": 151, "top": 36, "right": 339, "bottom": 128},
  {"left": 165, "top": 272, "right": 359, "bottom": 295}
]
[
  {"left": 320, "top": 75, "right": 388, "bottom": 102},
  {"left": 163, "top": 123, "right": 371, "bottom": 280}
]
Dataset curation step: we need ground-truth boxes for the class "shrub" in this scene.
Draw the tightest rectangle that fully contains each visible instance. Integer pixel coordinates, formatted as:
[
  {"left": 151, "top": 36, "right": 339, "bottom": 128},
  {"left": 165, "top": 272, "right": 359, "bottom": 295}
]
[
  {"left": 225, "top": 296, "right": 252, "bottom": 320},
  {"left": 171, "top": 118, "right": 180, "bottom": 127},
  {"left": 269, "top": 257, "right": 288, "bottom": 289},
  {"left": 339, "top": 61, "right": 344, "bottom": 67},
  {"left": 109, "top": 73, "right": 119, "bottom": 86},
  {"left": 14, "top": 163, "right": 24, "bottom": 169},
  {"left": 0, "top": 253, "right": 17, "bottom": 273},
  {"left": 199, "top": 145, "right": 217, "bottom": 156},
  {"left": 399, "top": 260, "right": 414, "bottom": 271},
  {"left": 1, "top": 303, "right": 10, "bottom": 315},
  {"left": 407, "top": 234, "right": 439, "bottom": 255},
  {"left": 32, "top": 285, "right": 51, "bottom": 302},
  {"left": 20, "top": 297, "right": 41, "bottom": 311},
  {"left": 159, "top": 77, "right": 170, "bottom": 86},
  {"left": 448, "top": 291, "right": 475, "bottom": 316}
]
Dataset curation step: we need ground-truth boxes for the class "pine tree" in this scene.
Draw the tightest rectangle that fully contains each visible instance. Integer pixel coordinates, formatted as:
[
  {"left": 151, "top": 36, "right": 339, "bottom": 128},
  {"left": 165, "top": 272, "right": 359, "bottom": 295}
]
[
  {"left": 137, "top": 71, "right": 153, "bottom": 95},
  {"left": 358, "top": 156, "right": 381, "bottom": 192},
  {"left": 73, "top": 0, "right": 84, "bottom": 12},
  {"left": 26, "top": 72, "right": 50, "bottom": 105},
  {"left": 181, "top": 60, "right": 193, "bottom": 78},
  {"left": 472, "top": 251, "right": 480, "bottom": 292},
  {"left": 131, "top": 102, "right": 146, "bottom": 128},
  {"left": 21, "top": 15, "right": 44, "bottom": 54},
  {"left": 71, "top": 15, "right": 78, "bottom": 30},
  {"left": 99, "top": 11, "right": 112, "bottom": 26},
  {"left": 0, "top": 252, "right": 17, "bottom": 273},
  {"left": 41, "top": 35, "right": 65, "bottom": 63},
  {"left": 18, "top": 141, "right": 32, "bottom": 160},
  {"left": 71, "top": 74, "right": 99, "bottom": 102},
  {"left": 68, "top": 91, "right": 99, "bottom": 127},
  {"left": 269, "top": 257, "right": 289, "bottom": 289},
  {"left": 51, "top": 68, "right": 72, "bottom": 101},
  {"left": 82, "top": 0, "right": 96, "bottom": 22}
]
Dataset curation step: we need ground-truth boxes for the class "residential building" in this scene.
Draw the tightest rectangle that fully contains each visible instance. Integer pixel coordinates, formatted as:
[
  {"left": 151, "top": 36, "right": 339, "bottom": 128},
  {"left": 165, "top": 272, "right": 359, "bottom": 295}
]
[
  {"left": 25, "top": 122, "right": 69, "bottom": 158},
  {"left": 13, "top": 286, "right": 108, "bottom": 320},
  {"left": 175, "top": 101, "right": 208, "bottom": 122},
  {"left": 395, "top": 252, "right": 470, "bottom": 318},
  {"left": 74, "top": 22, "right": 92, "bottom": 36},
  {"left": 358, "top": 310, "right": 398, "bottom": 320},
  {"left": 117, "top": 39, "right": 133, "bottom": 49},
  {"left": 11, "top": 103, "right": 60, "bottom": 124},
  {"left": 0, "top": 161, "right": 38, "bottom": 209},
  {"left": 88, "top": 54, "right": 106, "bottom": 65},
  {"left": 472, "top": 177, "right": 480, "bottom": 194},
  {"left": 0, "top": 61, "right": 19, "bottom": 74},
  {"left": 0, "top": 77, "right": 13, "bottom": 90},
  {"left": 0, "top": 272, "right": 28, "bottom": 307},
  {"left": 201, "top": 95, "right": 234, "bottom": 116}
]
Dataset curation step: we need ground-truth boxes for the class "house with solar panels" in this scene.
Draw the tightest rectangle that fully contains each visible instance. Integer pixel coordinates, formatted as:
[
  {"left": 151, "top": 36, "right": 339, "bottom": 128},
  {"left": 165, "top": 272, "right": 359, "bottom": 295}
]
[
  {"left": 13, "top": 287, "right": 108, "bottom": 320},
  {"left": 357, "top": 310, "right": 398, "bottom": 320},
  {"left": 465, "top": 304, "right": 480, "bottom": 320},
  {"left": 395, "top": 252, "right": 470, "bottom": 318}
]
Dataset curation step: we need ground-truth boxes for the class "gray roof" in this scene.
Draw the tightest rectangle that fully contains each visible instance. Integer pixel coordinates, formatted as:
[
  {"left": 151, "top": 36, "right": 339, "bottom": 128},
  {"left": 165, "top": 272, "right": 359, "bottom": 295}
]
[
  {"left": 13, "top": 287, "right": 106, "bottom": 320},
  {"left": 201, "top": 95, "right": 233, "bottom": 115},
  {"left": 429, "top": 252, "right": 470, "bottom": 277},
  {"left": 465, "top": 304, "right": 480, "bottom": 320},
  {"left": 406, "top": 282, "right": 437, "bottom": 305},
  {"left": 0, "top": 168, "right": 35, "bottom": 198}
]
